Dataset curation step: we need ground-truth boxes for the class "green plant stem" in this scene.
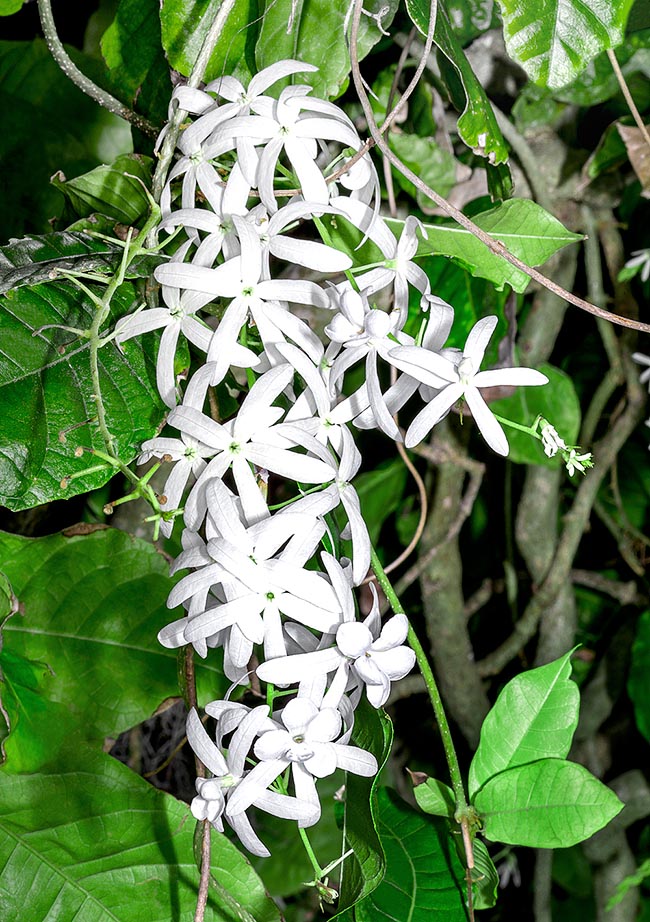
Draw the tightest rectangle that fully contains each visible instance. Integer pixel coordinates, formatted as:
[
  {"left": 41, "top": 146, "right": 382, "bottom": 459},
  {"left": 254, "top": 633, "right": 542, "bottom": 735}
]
[
  {"left": 298, "top": 827, "right": 323, "bottom": 878},
  {"left": 369, "top": 547, "right": 467, "bottom": 815},
  {"left": 37, "top": 0, "right": 157, "bottom": 136}
]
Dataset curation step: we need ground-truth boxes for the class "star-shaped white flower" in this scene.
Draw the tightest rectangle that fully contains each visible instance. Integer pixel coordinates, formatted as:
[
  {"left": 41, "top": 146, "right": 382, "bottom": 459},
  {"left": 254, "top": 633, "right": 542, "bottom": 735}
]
[{"left": 391, "top": 316, "right": 548, "bottom": 456}]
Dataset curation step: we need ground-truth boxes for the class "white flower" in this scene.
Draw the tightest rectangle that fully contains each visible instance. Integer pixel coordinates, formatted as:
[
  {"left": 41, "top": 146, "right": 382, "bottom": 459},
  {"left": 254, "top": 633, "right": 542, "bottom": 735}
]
[
  {"left": 391, "top": 316, "right": 549, "bottom": 456},
  {"left": 624, "top": 248, "right": 650, "bottom": 283},
  {"left": 539, "top": 421, "right": 567, "bottom": 458},
  {"left": 565, "top": 448, "right": 593, "bottom": 476},
  {"left": 226, "top": 697, "right": 378, "bottom": 824},
  {"left": 632, "top": 352, "right": 650, "bottom": 390},
  {"left": 138, "top": 435, "right": 213, "bottom": 537},
  {"left": 186, "top": 704, "right": 318, "bottom": 857}
]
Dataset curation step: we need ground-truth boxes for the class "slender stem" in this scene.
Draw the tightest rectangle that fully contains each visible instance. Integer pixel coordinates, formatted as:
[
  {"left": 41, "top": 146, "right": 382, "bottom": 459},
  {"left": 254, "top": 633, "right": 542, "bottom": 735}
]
[
  {"left": 607, "top": 48, "right": 650, "bottom": 152},
  {"left": 298, "top": 827, "right": 323, "bottom": 878},
  {"left": 194, "top": 820, "right": 212, "bottom": 922},
  {"left": 37, "top": 0, "right": 157, "bottom": 136},
  {"left": 369, "top": 548, "right": 467, "bottom": 813},
  {"left": 348, "top": 0, "right": 650, "bottom": 335}
]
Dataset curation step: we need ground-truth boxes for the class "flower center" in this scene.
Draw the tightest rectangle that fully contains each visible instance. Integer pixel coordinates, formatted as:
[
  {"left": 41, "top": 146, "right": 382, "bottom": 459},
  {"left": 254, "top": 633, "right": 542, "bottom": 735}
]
[{"left": 457, "top": 356, "right": 474, "bottom": 386}]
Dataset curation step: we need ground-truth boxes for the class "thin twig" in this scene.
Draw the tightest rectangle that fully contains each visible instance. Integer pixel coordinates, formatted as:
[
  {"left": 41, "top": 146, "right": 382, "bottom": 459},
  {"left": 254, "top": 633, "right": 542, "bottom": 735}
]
[
  {"left": 348, "top": 0, "right": 650, "bottom": 334},
  {"left": 570, "top": 569, "right": 645, "bottom": 606},
  {"left": 381, "top": 29, "right": 416, "bottom": 217},
  {"left": 194, "top": 821, "right": 212, "bottom": 922},
  {"left": 607, "top": 48, "right": 650, "bottom": 152},
  {"left": 37, "top": 0, "right": 157, "bottom": 136}
]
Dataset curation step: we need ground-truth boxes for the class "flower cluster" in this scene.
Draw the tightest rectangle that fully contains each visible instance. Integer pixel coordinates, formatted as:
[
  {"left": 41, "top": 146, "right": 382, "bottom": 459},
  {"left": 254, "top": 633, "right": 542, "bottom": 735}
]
[{"left": 117, "top": 61, "right": 549, "bottom": 857}]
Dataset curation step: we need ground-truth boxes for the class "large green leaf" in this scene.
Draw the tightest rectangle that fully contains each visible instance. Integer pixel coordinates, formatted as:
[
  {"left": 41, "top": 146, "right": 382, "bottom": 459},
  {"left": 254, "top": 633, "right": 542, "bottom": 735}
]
[
  {"left": 475, "top": 758, "right": 623, "bottom": 848},
  {"left": 489, "top": 364, "right": 582, "bottom": 468},
  {"left": 629, "top": 609, "right": 650, "bottom": 742},
  {"left": 494, "top": 0, "right": 635, "bottom": 89},
  {"left": 0, "top": 40, "right": 132, "bottom": 239},
  {"left": 405, "top": 0, "right": 508, "bottom": 165},
  {"left": 161, "top": 0, "right": 259, "bottom": 86},
  {"left": 0, "top": 741, "right": 280, "bottom": 922},
  {"left": 336, "top": 700, "right": 394, "bottom": 915},
  {"left": 351, "top": 788, "right": 468, "bottom": 921},
  {"left": 0, "top": 279, "right": 166, "bottom": 509},
  {"left": 0, "top": 232, "right": 123, "bottom": 294},
  {"left": 0, "top": 529, "right": 226, "bottom": 760},
  {"left": 468, "top": 650, "right": 580, "bottom": 799},
  {"left": 324, "top": 199, "right": 581, "bottom": 294},
  {"left": 256, "top": 0, "right": 399, "bottom": 99}
]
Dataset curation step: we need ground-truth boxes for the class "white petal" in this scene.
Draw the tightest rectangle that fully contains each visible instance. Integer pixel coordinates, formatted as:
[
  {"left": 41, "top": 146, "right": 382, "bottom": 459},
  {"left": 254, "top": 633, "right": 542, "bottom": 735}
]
[
  {"left": 473, "top": 368, "right": 549, "bottom": 388},
  {"left": 464, "top": 387, "right": 509, "bottom": 456},
  {"left": 186, "top": 707, "right": 228, "bottom": 776},
  {"left": 463, "top": 315, "right": 497, "bottom": 367},
  {"left": 257, "top": 647, "right": 342, "bottom": 685},
  {"left": 332, "top": 743, "right": 378, "bottom": 776},
  {"left": 404, "top": 383, "right": 464, "bottom": 448}
]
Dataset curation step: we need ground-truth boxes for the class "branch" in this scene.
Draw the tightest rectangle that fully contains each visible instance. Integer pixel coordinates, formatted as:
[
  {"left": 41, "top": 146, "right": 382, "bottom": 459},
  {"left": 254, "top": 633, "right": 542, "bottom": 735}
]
[
  {"left": 37, "top": 0, "right": 157, "bottom": 136},
  {"left": 348, "top": 0, "right": 650, "bottom": 335}
]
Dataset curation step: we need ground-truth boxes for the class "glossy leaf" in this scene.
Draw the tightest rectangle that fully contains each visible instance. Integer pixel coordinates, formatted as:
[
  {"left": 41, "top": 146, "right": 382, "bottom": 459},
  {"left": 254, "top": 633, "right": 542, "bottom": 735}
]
[
  {"left": 405, "top": 0, "right": 508, "bottom": 164},
  {"left": 336, "top": 699, "right": 394, "bottom": 916},
  {"left": 351, "top": 788, "right": 468, "bottom": 921},
  {"left": 160, "top": 0, "right": 259, "bottom": 85},
  {"left": 51, "top": 153, "right": 154, "bottom": 225},
  {"left": 413, "top": 777, "right": 455, "bottom": 818},
  {"left": 256, "top": 0, "right": 399, "bottom": 99},
  {"left": 0, "top": 741, "right": 279, "bottom": 922},
  {"left": 475, "top": 758, "right": 624, "bottom": 847},
  {"left": 100, "top": 0, "right": 170, "bottom": 116},
  {"left": 629, "top": 609, "right": 650, "bottom": 741},
  {"left": 468, "top": 650, "right": 580, "bottom": 799},
  {"left": 0, "top": 529, "right": 227, "bottom": 754},
  {"left": 470, "top": 838, "right": 499, "bottom": 910},
  {"left": 0, "top": 232, "right": 122, "bottom": 294},
  {"left": 489, "top": 364, "right": 582, "bottom": 468},
  {"left": 0, "top": 280, "right": 166, "bottom": 509},
  {"left": 494, "top": 0, "right": 635, "bottom": 89},
  {"left": 0, "top": 40, "right": 132, "bottom": 238}
]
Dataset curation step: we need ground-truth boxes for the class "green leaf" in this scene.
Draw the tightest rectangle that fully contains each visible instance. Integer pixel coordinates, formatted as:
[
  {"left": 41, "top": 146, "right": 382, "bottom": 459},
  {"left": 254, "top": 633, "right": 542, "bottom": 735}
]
[
  {"left": 101, "top": 0, "right": 169, "bottom": 109},
  {"left": 336, "top": 700, "right": 394, "bottom": 915},
  {"left": 489, "top": 364, "right": 582, "bottom": 468},
  {"left": 445, "top": 0, "right": 499, "bottom": 45},
  {"left": 606, "top": 856, "right": 650, "bottom": 909},
  {"left": 51, "top": 153, "right": 154, "bottom": 225},
  {"left": 255, "top": 0, "right": 399, "bottom": 100},
  {"left": 468, "top": 650, "right": 580, "bottom": 799},
  {"left": 351, "top": 788, "right": 468, "bottom": 921},
  {"left": 355, "top": 460, "right": 408, "bottom": 546},
  {"left": 390, "top": 132, "right": 458, "bottom": 206},
  {"left": 470, "top": 838, "right": 499, "bottom": 910},
  {"left": 413, "top": 777, "right": 456, "bottom": 818},
  {"left": 405, "top": 0, "right": 508, "bottom": 164},
  {"left": 494, "top": 0, "right": 635, "bottom": 89},
  {"left": 475, "top": 758, "right": 624, "bottom": 847},
  {"left": 629, "top": 609, "right": 650, "bottom": 742},
  {"left": 408, "top": 201, "right": 583, "bottom": 293},
  {"left": 0, "top": 529, "right": 227, "bottom": 757},
  {"left": 0, "top": 0, "right": 25, "bottom": 14},
  {"left": 161, "top": 0, "right": 259, "bottom": 86},
  {"left": 0, "top": 40, "right": 133, "bottom": 239},
  {"left": 0, "top": 232, "right": 124, "bottom": 294},
  {"left": 0, "top": 741, "right": 279, "bottom": 922},
  {"left": 0, "top": 279, "right": 166, "bottom": 509}
]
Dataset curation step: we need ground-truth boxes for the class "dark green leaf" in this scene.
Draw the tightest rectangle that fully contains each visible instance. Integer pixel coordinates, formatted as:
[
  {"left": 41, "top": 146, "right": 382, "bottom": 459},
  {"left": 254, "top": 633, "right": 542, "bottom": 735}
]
[
  {"left": 0, "top": 740, "right": 276, "bottom": 921},
  {"left": 0, "top": 40, "right": 132, "bottom": 239},
  {"left": 445, "top": 0, "right": 499, "bottom": 45},
  {"left": 0, "top": 232, "right": 121, "bottom": 294},
  {"left": 336, "top": 699, "right": 393, "bottom": 915},
  {"left": 405, "top": 0, "right": 508, "bottom": 164},
  {"left": 0, "top": 280, "right": 166, "bottom": 509},
  {"left": 475, "top": 758, "right": 623, "bottom": 847},
  {"left": 101, "top": 0, "right": 168, "bottom": 108},
  {"left": 161, "top": 0, "right": 259, "bottom": 86},
  {"left": 494, "top": 0, "right": 635, "bottom": 89},
  {"left": 413, "top": 777, "right": 456, "bottom": 818},
  {"left": 0, "top": 529, "right": 227, "bottom": 756},
  {"left": 350, "top": 788, "right": 468, "bottom": 921},
  {"left": 489, "top": 364, "right": 582, "bottom": 467},
  {"left": 256, "top": 0, "right": 399, "bottom": 100},
  {"left": 470, "top": 839, "right": 499, "bottom": 910},
  {"left": 629, "top": 609, "right": 650, "bottom": 742},
  {"left": 469, "top": 650, "right": 580, "bottom": 799},
  {"left": 51, "top": 153, "right": 154, "bottom": 225}
]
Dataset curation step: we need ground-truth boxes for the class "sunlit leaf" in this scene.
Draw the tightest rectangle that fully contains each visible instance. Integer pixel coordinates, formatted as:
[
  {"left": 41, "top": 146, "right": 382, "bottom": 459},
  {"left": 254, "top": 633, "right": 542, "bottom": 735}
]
[
  {"left": 51, "top": 153, "right": 154, "bottom": 225},
  {"left": 0, "top": 528, "right": 226, "bottom": 759},
  {"left": 413, "top": 776, "right": 455, "bottom": 818},
  {"left": 0, "top": 740, "right": 278, "bottom": 922},
  {"left": 475, "top": 758, "right": 623, "bottom": 847},
  {"left": 350, "top": 788, "right": 468, "bottom": 921},
  {"left": 468, "top": 650, "right": 580, "bottom": 799},
  {"left": 494, "top": 0, "right": 635, "bottom": 89}
]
